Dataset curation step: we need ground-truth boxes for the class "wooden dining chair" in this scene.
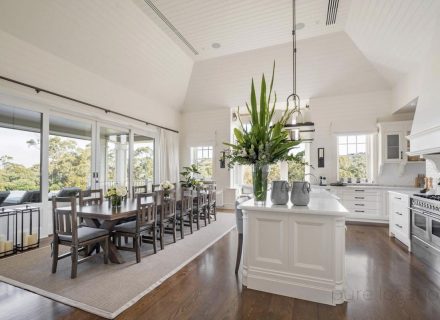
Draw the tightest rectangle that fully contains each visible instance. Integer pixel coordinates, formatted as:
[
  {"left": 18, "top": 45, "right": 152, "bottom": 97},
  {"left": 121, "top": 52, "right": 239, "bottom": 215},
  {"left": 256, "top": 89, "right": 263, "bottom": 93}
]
[
  {"left": 157, "top": 190, "right": 177, "bottom": 250},
  {"left": 113, "top": 192, "right": 157, "bottom": 263},
  {"left": 176, "top": 187, "right": 193, "bottom": 239},
  {"left": 193, "top": 188, "right": 208, "bottom": 229},
  {"left": 79, "top": 189, "right": 103, "bottom": 206},
  {"left": 207, "top": 184, "right": 217, "bottom": 222},
  {"left": 152, "top": 184, "right": 160, "bottom": 192},
  {"left": 52, "top": 196, "right": 109, "bottom": 279},
  {"left": 132, "top": 185, "right": 148, "bottom": 198}
]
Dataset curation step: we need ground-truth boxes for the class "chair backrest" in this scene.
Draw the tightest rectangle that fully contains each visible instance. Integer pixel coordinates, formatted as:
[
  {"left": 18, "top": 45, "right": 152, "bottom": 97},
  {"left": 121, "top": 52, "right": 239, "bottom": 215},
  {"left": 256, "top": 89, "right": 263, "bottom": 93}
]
[
  {"left": 152, "top": 184, "right": 160, "bottom": 192},
  {"left": 196, "top": 188, "right": 208, "bottom": 208},
  {"left": 52, "top": 196, "right": 78, "bottom": 243},
  {"left": 79, "top": 189, "right": 103, "bottom": 206},
  {"left": 132, "top": 185, "right": 148, "bottom": 197},
  {"left": 159, "top": 189, "right": 176, "bottom": 220},
  {"left": 207, "top": 184, "right": 216, "bottom": 204},
  {"left": 136, "top": 192, "right": 156, "bottom": 231},
  {"left": 235, "top": 195, "right": 251, "bottom": 234},
  {"left": 181, "top": 187, "right": 193, "bottom": 214}
]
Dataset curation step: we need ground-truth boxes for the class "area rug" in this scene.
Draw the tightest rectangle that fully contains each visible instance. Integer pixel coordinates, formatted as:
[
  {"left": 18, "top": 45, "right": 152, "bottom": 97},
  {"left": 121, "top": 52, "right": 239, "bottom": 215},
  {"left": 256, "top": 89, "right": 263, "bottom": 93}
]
[{"left": 0, "top": 213, "right": 236, "bottom": 319}]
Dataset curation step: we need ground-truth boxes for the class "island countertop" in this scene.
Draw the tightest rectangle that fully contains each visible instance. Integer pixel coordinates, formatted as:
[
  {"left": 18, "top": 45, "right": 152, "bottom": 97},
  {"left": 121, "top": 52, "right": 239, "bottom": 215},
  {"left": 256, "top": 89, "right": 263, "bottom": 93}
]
[{"left": 239, "top": 190, "right": 348, "bottom": 217}]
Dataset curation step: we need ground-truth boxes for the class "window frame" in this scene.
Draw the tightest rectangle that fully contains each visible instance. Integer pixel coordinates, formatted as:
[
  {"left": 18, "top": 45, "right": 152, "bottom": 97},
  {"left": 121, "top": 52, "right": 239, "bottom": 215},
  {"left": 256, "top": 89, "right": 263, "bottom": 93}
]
[
  {"left": 336, "top": 134, "right": 372, "bottom": 182},
  {"left": 191, "top": 146, "right": 214, "bottom": 179}
]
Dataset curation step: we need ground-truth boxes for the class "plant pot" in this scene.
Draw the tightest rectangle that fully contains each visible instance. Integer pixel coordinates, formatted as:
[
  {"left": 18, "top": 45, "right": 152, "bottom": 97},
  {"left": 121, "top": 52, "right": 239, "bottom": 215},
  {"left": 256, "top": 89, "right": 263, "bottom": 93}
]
[{"left": 252, "top": 163, "right": 269, "bottom": 204}]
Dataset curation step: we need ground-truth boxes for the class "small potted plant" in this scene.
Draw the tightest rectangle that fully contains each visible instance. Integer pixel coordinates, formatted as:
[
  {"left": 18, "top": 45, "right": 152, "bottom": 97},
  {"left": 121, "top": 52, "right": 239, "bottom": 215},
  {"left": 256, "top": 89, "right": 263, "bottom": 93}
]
[
  {"left": 106, "top": 186, "right": 127, "bottom": 208},
  {"left": 160, "top": 180, "right": 175, "bottom": 199}
]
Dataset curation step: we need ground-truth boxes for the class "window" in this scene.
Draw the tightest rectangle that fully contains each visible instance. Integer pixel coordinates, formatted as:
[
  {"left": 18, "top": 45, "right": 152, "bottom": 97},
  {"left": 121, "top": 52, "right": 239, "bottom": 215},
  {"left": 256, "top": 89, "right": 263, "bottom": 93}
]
[
  {"left": 49, "top": 116, "right": 92, "bottom": 193},
  {"left": 133, "top": 134, "right": 154, "bottom": 186},
  {"left": 0, "top": 104, "right": 42, "bottom": 206},
  {"left": 192, "top": 146, "right": 213, "bottom": 179},
  {"left": 337, "top": 135, "right": 369, "bottom": 181},
  {"left": 288, "top": 144, "right": 305, "bottom": 181}
]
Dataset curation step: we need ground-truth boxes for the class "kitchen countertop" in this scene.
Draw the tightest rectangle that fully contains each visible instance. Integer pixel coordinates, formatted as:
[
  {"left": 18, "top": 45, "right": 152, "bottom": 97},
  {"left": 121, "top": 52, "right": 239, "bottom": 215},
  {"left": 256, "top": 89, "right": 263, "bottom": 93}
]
[
  {"left": 239, "top": 190, "right": 348, "bottom": 217},
  {"left": 314, "top": 184, "right": 420, "bottom": 191}
]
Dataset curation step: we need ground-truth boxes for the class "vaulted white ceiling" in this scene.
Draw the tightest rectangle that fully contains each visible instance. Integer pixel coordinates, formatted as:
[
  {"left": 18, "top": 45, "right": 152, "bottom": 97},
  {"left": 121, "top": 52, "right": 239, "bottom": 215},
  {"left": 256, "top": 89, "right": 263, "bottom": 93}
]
[
  {"left": 184, "top": 32, "right": 390, "bottom": 111},
  {"left": 0, "top": 0, "right": 193, "bottom": 111},
  {"left": 134, "top": 0, "right": 352, "bottom": 60},
  {"left": 346, "top": 0, "right": 440, "bottom": 84}
]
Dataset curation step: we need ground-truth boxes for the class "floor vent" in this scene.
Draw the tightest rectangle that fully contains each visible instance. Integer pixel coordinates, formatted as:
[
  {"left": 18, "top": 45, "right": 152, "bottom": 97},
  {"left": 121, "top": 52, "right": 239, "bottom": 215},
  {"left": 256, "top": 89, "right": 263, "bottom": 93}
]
[
  {"left": 326, "top": 0, "right": 339, "bottom": 25},
  {"left": 143, "top": 0, "right": 199, "bottom": 55}
]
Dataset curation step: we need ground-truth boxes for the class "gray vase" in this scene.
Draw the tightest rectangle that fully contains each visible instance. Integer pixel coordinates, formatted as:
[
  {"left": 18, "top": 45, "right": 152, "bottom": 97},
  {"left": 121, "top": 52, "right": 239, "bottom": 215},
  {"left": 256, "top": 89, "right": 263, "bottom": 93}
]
[
  {"left": 291, "top": 181, "right": 311, "bottom": 206},
  {"left": 271, "top": 180, "right": 289, "bottom": 205}
]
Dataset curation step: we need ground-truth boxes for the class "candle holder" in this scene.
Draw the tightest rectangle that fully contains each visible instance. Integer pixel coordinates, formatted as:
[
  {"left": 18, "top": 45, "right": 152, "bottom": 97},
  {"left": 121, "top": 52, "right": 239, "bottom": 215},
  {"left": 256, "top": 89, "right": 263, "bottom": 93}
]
[
  {"left": 0, "top": 208, "right": 17, "bottom": 258},
  {"left": 16, "top": 205, "right": 40, "bottom": 252}
]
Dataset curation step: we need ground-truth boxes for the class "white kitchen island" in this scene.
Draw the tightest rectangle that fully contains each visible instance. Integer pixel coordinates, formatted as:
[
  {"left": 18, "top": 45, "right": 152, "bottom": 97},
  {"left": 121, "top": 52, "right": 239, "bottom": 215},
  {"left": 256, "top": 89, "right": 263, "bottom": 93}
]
[{"left": 239, "top": 190, "right": 348, "bottom": 305}]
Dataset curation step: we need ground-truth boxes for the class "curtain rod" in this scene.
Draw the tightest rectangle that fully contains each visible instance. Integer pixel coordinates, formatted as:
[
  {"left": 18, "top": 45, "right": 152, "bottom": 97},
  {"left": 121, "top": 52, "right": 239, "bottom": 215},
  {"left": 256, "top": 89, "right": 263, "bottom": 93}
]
[{"left": 0, "top": 75, "right": 179, "bottom": 134}]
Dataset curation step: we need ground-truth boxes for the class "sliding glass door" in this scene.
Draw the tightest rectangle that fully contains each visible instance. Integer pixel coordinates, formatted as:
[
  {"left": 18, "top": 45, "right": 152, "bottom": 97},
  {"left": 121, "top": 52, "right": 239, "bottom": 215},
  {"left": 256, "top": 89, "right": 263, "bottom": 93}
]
[{"left": 97, "top": 125, "right": 130, "bottom": 191}]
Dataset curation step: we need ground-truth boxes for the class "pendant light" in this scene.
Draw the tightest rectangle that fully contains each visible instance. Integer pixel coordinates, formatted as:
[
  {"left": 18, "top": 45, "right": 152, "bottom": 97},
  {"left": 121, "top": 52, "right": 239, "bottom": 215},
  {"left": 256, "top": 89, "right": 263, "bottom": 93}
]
[{"left": 284, "top": 0, "right": 315, "bottom": 143}]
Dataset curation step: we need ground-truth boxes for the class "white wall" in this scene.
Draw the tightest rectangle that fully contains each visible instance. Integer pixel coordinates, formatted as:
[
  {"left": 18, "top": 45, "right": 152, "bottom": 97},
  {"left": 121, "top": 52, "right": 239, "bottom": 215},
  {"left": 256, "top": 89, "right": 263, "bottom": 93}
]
[
  {"left": 308, "top": 90, "right": 424, "bottom": 185},
  {"left": 0, "top": 29, "right": 181, "bottom": 130},
  {"left": 179, "top": 108, "right": 231, "bottom": 201}
]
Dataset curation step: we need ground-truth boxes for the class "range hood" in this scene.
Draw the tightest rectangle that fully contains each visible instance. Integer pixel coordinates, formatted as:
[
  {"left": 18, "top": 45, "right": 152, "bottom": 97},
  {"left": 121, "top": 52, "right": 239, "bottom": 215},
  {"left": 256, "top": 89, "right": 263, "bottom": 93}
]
[{"left": 407, "top": 17, "right": 440, "bottom": 156}]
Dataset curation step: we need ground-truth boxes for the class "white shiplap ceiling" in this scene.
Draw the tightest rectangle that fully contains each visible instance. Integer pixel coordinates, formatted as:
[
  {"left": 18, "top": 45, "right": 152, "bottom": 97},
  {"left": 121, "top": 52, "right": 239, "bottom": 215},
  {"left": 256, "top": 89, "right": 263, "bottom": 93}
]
[
  {"left": 184, "top": 32, "right": 390, "bottom": 111},
  {"left": 135, "top": 0, "right": 352, "bottom": 60},
  {"left": 0, "top": 0, "right": 194, "bottom": 110},
  {"left": 346, "top": 0, "right": 440, "bottom": 84}
]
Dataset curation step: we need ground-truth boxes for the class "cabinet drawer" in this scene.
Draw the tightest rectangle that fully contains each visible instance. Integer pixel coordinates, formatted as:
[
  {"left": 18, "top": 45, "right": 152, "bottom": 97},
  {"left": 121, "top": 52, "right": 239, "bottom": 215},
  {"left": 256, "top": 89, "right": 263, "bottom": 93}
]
[
  {"left": 343, "top": 200, "right": 379, "bottom": 210},
  {"left": 343, "top": 194, "right": 379, "bottom": 202},
  {"left": 343, "top": 189, "right": 380, "bottom": 196},
  {"left": 348, "top": 207, "right": 379, "bottom": 215},
  {"left": 391, "top": 218, "right": 409, "bottom": 237}
]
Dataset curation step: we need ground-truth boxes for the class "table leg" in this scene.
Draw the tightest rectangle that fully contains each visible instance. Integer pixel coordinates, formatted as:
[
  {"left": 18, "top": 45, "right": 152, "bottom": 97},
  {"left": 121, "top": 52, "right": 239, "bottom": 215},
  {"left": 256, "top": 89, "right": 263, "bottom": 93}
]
[{"left": 83, "top": 218, "right": 126, "bottom": 264}]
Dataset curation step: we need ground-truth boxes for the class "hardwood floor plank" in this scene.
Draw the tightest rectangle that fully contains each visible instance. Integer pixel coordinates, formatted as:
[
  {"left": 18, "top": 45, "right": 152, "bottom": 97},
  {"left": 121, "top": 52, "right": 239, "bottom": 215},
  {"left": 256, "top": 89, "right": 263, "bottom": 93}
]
[{"left": 1, "top": 224, "right": 440, "bottom": 320}]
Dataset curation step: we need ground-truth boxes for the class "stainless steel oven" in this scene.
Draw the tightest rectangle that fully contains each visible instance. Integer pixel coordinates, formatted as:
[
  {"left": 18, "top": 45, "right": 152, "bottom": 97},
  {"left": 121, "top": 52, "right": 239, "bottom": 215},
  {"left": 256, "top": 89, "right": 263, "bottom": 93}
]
[{"left": 411, "top": 196, "right": 440, "bottom": 273}]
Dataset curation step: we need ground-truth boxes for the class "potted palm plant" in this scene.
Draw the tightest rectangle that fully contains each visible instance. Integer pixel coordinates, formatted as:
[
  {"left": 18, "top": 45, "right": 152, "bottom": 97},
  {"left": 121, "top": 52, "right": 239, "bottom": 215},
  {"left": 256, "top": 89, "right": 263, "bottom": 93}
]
[{"left": 224, "top": 62, "right": 303, "bottom": 203}]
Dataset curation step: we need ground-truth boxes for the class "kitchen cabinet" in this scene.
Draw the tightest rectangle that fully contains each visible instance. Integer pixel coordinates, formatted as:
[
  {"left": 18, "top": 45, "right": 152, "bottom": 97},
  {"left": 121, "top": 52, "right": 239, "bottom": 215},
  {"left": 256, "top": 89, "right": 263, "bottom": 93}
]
[
  {"left": 378, "top": 121, "right": 423, "bottom": 175},
  {"left": 388, "top": 191, "right": 411, "bottom": 251}
]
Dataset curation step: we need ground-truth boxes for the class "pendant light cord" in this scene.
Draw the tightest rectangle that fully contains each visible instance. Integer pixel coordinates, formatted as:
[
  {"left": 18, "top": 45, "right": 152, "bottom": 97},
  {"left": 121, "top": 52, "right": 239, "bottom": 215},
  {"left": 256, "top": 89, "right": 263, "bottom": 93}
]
[{"left": 287, "top": 0, "right": 300, "bottom": 111}]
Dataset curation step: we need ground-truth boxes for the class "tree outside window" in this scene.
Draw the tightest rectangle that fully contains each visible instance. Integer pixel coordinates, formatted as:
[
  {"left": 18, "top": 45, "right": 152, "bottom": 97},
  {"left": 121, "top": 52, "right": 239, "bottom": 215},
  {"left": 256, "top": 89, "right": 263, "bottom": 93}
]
[
  {"left": 192, "top": 146, "right": 213, "bottom": 179},
  {"left": 337, "top": 135, "right": 369, "bottom": 181}
]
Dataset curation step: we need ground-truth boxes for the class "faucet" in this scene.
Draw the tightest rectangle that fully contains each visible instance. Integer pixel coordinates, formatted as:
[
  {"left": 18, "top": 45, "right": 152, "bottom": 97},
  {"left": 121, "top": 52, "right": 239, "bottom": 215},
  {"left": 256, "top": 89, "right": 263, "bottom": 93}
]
[{"left": 304, "top": 173, "right": 319, "bottom": 185}]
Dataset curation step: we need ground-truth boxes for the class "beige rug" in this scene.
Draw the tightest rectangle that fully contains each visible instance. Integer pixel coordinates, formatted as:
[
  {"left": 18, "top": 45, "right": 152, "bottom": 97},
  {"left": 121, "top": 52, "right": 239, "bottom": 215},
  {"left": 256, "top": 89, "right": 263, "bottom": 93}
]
[{"left": 0, "top": 213, "right": 236, "bottom": 319}]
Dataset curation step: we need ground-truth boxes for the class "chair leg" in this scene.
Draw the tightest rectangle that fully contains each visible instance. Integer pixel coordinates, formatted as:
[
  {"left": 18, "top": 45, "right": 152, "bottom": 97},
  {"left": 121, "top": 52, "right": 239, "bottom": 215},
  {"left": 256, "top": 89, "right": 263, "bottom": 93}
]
[
  {"left": 173, "top": 220, "right": 177, "bottom": 243},
  {"left": 135, "top": 236, "right": 140, "bottom": 263},
  {"left": 204, "top": 208, "right": 208, "bottom": 226},
  {"left": 189, "top": 213, "right": 193, "bottom": 234},
  {"left": 214, "top": 205, "right": 217, "bottom": 221},
  {"left": 103, "top": 238, "right": 109, "bottom": 264},
  {"left": 153, "top": 227, "right": 157, "bottom": 254},
  {"left": 180, "top": 217, "right": 184, "bottom": 239},
  {"left": 71, "top": 246, "right": 78, "bottom": 279},
  {"left": 196, "top": 213, "right": 200, "bottom": 230},
  {"left": 160, "top": 224, "right": 164, "bottom": 250},
  {"left": 51, "top": 239, "right": 59, "bottom": 274},
  {"left": 235, "top": 234, "right": 243, "bottom": 274}
]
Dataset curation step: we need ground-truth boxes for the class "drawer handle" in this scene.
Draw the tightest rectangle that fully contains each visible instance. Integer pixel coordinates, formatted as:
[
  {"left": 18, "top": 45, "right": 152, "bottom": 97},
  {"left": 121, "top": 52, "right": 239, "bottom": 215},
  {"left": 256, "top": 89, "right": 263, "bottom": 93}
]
[
  {"left": 355, "top": 210, "right": 364, "bottom": 213},
  {"left": 355, "top": 204, "right": 365, "bottom": 206},
  {"left": 355, "top": 197, "right": 364, "bottom": 199},
  {"left": 395, "top": 212, "right": 402, "bottom": 216},
  {"left": 395, "top": 224, "right": 402, "bottom": 229},
  {"left": 355, "top": 190, "right": 365, "bottom": 192},
  {"left": 394, "top": 197, "right": 402, "bottom": 200}
]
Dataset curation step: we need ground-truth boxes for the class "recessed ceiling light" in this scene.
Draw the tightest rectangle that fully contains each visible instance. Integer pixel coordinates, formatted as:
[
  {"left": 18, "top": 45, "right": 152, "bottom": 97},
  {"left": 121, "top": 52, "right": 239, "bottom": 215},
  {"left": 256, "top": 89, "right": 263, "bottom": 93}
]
[
  {"left": 212, "top": 42, "right": 221, "bottom": 49},
  {"left": 296, "top": 23, "right": 305, "bottom": 30}
]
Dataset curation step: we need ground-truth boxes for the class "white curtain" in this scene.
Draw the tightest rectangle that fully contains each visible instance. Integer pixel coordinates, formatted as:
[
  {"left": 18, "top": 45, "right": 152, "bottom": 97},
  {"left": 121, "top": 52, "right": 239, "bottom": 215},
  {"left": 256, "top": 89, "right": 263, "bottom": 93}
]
[{"left": 159, "top": 129, "right": 179, "bottom": 183}]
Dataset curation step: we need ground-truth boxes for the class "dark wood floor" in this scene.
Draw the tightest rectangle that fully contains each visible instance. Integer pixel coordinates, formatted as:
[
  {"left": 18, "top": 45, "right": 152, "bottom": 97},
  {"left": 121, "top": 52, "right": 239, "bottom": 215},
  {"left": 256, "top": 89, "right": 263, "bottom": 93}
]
[{"left": 1, "top": 224, "right": 440, "bottom": 320}]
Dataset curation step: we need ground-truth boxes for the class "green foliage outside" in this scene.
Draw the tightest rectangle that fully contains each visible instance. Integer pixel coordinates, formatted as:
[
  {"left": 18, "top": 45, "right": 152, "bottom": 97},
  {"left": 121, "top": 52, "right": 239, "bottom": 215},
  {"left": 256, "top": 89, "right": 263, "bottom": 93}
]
[
  {"left": 288, "top": 150, "right": 305, "bottom": 181},
  {"left": 0, "top": 155, "right": 40, "bottom": 191},
  {"left": 133, "top": 145, "right": 154, "bottom": 181},
  {"left": 338, "top": 153, "right": 367, "bottom": 179},
  {"left": 197, "top": 158, "right": 213, "bottom": 179}
]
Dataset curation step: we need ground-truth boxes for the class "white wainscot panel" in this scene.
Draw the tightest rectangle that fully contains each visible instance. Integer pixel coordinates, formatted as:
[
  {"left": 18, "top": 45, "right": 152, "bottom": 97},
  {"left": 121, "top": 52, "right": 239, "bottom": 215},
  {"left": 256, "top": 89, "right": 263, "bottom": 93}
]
[
  {"left": 290, "top": 215, "right": 334, "bottom": 279},
  {"left": 251, "top": 214, "right": 289, "bottom": 271}
]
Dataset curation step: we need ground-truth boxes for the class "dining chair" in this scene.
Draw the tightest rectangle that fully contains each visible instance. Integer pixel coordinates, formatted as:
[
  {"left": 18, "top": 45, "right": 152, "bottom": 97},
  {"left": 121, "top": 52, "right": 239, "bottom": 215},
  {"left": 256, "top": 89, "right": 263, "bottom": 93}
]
[
  {"left": 157, "top": 189, "right": 177, "bottom": 250},
  {"left": 207, "top": 184, "right": 217, "bottom": 222},
  {"left": 235, "top": 195, "right": 251, "bottom": 274},
  {"left": 79, "top": 189, "right": 103, "bottom": 206},
  {"left": 113, "top": 192, "right": 157, "bottom": 263},
  {"left": 152, "top": 184, "right": 160, "bottom": 192},
  {"left": 132, "top": 185, "right": 148, "bottom": 198},
  {"left": 193, "top": 188, "right": 208, "bottom": 229},
  {"left": 52, "top": 196, "right": 109, "bottom": 279},
  {"left": 176, "top": 187, "right": 193, "bottom": 239}
]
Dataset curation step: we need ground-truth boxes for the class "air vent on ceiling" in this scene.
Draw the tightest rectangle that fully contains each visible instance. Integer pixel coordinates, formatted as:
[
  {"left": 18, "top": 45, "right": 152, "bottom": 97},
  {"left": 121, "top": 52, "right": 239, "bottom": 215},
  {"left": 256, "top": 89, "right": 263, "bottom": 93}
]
[
  {"left": 326, "top": 0, "right": 339, "bottom": 25},
  {"left": 143, "top": 0, "right": 199, "bottom": 55}
]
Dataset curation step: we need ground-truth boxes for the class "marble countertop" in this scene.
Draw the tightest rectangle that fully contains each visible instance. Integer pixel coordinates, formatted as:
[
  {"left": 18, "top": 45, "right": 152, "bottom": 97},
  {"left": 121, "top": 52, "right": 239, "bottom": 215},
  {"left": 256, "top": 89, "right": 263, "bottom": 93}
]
[{"left": 239, "top": 190, "right": 348, "bottom": 217}]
